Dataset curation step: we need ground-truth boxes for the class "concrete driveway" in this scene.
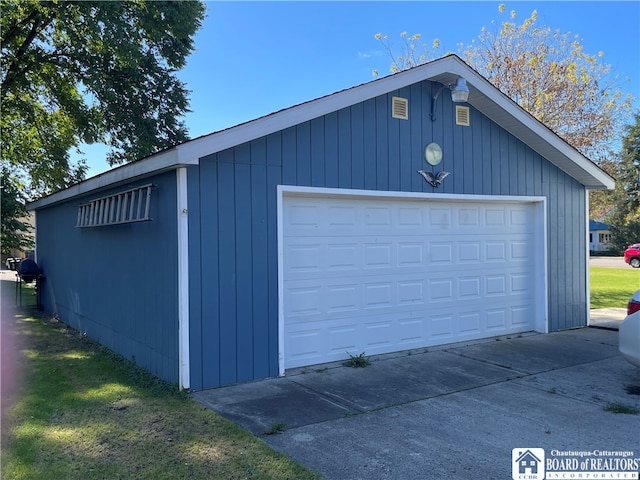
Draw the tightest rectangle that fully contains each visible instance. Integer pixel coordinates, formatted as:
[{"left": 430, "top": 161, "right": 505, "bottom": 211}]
[{"left": 193, "top": 328, "right": 640, "bottom": 479}]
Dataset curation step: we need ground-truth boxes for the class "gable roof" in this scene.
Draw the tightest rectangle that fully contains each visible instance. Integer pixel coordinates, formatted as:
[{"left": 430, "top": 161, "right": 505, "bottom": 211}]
[
  {"left": 29, "top": 54, "right": 614, "bottom": 210},
  {"left": 589, "top": 220, "right": 611, "bottom": 231}
]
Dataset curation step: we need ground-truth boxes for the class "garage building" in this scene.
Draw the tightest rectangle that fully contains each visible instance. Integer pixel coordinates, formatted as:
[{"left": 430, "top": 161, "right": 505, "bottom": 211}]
[{"left": 28, "top": 55, "right": 614, "bottom": 391}]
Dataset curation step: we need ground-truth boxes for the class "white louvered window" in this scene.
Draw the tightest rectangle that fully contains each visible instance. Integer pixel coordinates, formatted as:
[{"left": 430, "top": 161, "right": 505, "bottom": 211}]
[{"left": 76, "top": 184, "right": 153, "bottom": 227}]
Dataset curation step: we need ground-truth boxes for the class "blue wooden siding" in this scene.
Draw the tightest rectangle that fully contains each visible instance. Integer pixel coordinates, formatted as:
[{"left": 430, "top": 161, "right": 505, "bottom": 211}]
[
  {"left": 188, "top": 78, "right": 587, "bottom": 390},
  {"left": 35, "top": 171, "right": 180, "bottom": 383}
]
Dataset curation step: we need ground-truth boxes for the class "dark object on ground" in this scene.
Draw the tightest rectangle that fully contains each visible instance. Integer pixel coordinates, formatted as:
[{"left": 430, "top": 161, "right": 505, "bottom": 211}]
[
  {"left": 16, "top": 259, "right": 44, "bottom": 310},
  {"left": 17, "top": 259, "right": 41, "bottom": 283}
]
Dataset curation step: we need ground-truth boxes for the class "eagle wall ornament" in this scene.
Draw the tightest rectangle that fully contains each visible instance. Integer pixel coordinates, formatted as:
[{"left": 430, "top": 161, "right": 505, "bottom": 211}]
[{"left": 417, "top": 170, "right": 450, "bottom": 188}]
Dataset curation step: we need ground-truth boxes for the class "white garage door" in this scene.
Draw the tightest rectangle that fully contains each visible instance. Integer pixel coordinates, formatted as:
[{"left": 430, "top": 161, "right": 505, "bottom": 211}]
[{"left": 279, "top": 188, "right": 545, "bottom": 370}]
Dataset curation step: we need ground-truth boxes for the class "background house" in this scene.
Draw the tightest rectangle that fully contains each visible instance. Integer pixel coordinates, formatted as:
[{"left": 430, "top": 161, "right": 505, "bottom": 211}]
[
  {"left": 588, "top": 220, "right": 613, "bottom": 253},
  {"left": 28, "top": 56, "right": 614, "bottom": 391}
]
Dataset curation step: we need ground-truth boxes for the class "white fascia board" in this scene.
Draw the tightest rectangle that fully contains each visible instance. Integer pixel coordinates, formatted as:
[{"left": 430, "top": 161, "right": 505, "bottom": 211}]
[
  {"left": 28, "top": 148, "right": 185, "bottom": 210},
  {"left": 175, "top": 59, "right": 458, "bottom": 164}
]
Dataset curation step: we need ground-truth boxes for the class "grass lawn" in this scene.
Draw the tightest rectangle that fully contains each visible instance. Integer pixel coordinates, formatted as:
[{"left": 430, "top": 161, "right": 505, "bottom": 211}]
[
  {"left": 0, "top": 280, "right": 321, "bottom": 480},
  {"left": 590, "top": 267, "right": 640, "bottom": 309}
]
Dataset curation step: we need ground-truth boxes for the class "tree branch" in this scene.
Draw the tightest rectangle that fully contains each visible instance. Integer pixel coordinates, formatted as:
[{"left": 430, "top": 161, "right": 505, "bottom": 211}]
[
  {"left": 1, "top": 8, "right": 56, "bottom": 98},
  {"left": 0, "top": 6, "right": 42, "bottom": 48}
]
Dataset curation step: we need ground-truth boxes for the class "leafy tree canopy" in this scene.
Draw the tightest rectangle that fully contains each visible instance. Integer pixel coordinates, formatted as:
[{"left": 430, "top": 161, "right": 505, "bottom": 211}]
[
  {"left": 374, "top": 4, "right": 635, "bottom": 226},
  {"left": 609, "top": 113, "right": 640, "bottom": 253},
  {"left": 374, "top": 4, "right": 634, "bottom": 164},
  {"left": 1, "top": 0, "right": 206, "bottom": 196}
]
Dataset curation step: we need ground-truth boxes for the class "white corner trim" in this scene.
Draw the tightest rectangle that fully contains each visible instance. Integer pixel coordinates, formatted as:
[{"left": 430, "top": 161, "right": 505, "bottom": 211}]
[
  {"left": 177, "top": 167, "right": 190, "bottom": 390},
  {"left": 277, "top": 186, "right": 286, "bottom": 377},
  {"left": 585, "top": 190, "right": 592, "bottom": 325},
  {"left": 537, "top": 197, "right": 549, "bottom": 334}
]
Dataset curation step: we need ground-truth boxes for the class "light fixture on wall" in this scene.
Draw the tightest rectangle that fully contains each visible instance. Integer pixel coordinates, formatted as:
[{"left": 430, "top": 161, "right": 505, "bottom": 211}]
[{"left": 430, "top": 77, "right": 469, "bottom": 121}]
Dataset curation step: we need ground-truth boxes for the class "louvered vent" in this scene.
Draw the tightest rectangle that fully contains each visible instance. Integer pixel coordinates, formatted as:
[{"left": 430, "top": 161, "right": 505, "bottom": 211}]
[
  {"left": 455, "top": 105, "right": 470, "bottom": 126},
  {"left": 392, "top": 96, "right": 409, "bottom": 120},
  {"left": 76, "top": 184, "right": 153, "bottom": 227}
]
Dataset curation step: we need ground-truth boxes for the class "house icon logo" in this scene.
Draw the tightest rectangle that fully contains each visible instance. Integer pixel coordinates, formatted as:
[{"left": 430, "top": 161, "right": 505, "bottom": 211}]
[{"left": 512, "top": 448, "right": 545, "bottom": 480}]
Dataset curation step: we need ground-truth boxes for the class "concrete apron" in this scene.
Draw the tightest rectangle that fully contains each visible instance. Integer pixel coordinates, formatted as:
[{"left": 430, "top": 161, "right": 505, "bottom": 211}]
[
  {"left": 193, "top": 328, "right": 640, "bottom": 480},
  {"left": 589, "top": 308, "right": 627, "bottom": 330}
]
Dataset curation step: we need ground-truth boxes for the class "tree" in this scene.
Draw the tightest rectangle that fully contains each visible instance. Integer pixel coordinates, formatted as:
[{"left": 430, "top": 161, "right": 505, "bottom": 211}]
[
  {"left": 1, "top": 0, "right": 205, "bottom": 251},
  {"left": 1, "top": 0, "right": 206, "bottom": 194},
  {"left": 374, "top": 5, "right": 634, "bottom": 164},
  {"left": 1, "top": 172, "right": 34, "bottom": 255},
  {"left": 609, "top": 113, "right": 640, "bottom": 254},
  {"left": 374, "top": 5, "right": 634, "bottom": 224}
]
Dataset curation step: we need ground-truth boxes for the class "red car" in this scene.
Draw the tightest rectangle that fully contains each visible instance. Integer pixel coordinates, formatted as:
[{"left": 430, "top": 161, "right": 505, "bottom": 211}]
[{"left": 624, "top": 243, "right": 640, "bottom": 268}]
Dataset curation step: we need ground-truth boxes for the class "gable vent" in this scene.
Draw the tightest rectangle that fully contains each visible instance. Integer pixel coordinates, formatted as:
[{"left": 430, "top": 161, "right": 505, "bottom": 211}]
[
  {"left": 392, "top": 96, "right": 409, "bottom": 120},
  {"left": 455, "top": 105, "right": 470, "bottom": 126}
]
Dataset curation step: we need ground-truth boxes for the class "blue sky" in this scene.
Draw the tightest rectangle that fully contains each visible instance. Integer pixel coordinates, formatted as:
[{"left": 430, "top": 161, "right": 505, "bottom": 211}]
[{"left": 83, "top": 1, "right": 640, "bottom": 177}]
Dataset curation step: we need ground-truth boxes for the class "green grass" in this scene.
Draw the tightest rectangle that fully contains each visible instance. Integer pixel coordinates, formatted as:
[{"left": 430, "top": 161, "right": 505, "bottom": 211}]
[
  {"left": 602, "top": 403, "right": 640, "bottom": 415},
  {"left": 342, "top": 352, "right": 371, "bottom": 368},
  {"left": 0, "top": 280, "right": 321, "bottom": 480},
  {"left": 590, "top": 267, "right": 640, "bottom": 309}
]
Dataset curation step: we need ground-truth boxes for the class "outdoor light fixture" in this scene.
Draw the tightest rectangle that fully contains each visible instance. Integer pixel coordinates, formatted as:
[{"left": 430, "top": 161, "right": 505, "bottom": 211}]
[{"left": 430, "top": 77, "right": 469, "bottom": 121}]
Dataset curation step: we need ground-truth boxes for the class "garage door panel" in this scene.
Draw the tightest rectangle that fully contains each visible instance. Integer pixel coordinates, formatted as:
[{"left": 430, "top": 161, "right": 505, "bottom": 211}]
[
  {"left": 459, "top": 277, "right": 481, "bottom": 298},
  {"left": 398, "top": 242, "right": 425, "bottom": 265},
  {"left": 286, "top": 306, "right": 535, "bottom": 369},
  {"left": 486, "top": 309, "right": 507, "bottom": 330},
  {"left": 398, "top": 280, "right": 426, "bottom": 305},
  {"left": 363, "top": 243, "right": 394, "bottom": 268},
  {"left": 285, "top": 243, "right": 323, "bottom": 273},
  {"left": 285, "top": 284, "right": 324, "bottom": 319},
  {"left": 397, "top": 315, "right": 428, "bottom": 345},
  {"left": 363, "top": 281, "right": 394, "bottom": 308},
  {"left": 284, "top": 281, "right": 535, "bottom": 318},
  {"left": 285, "top": 276, "right": 432, "bottom": 321},
  {"left": 282, "top": 194, "right": 541, "bottom": 370},
  {"left": 511, "top": 306, "right": 532, "bottom": 327},
  {"left": 430, "top": 313, "right": 455, "bottom": 339},
  {"left": 459, "top": 312, "right": 482, "bottom": 334},
  {"left": 285, "top": 272, "right": 532, "bottom": 321},
  {"left": 327, "top": 243, "right": 360, "bottom": 271},
  {"left": 458, "top": 241, "right": 482, "bottom": 262},
  {"left": 285, "top": 199, "right": 535, "bottom": 233},
  {"left": 284, "top": 239, "right": 534, "bottom": 277},
  {"left": 511, "top": 240, "right": 530, "bottom": 260}
]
